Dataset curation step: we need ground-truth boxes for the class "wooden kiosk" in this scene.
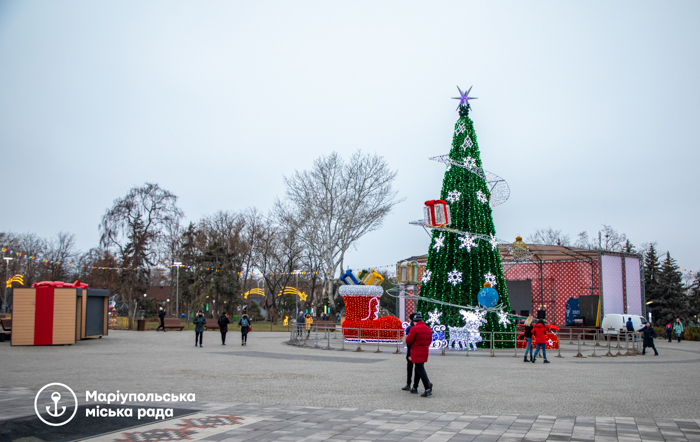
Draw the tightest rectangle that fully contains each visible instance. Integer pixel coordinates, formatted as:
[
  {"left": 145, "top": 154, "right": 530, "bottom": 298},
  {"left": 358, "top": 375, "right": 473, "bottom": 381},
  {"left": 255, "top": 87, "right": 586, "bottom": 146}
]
[{"left": 11, "top": 281, "right": 109, "bottom": 346}]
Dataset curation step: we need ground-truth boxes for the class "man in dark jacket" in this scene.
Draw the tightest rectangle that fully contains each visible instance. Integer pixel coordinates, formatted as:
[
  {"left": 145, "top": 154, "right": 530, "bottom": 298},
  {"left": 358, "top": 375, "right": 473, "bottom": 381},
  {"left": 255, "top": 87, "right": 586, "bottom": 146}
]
[
  {"left": 193, "top": 310, "right": 206, "bottom": 347},
  {"left": 296, "top": 312, "right": 305, "bottom": 338},
  {"left": 218, "top": 312, "right": 230, "bottom": 345},
  {"left": 401, "top": 313, "right": 417, "bottom": 391},
  {"left": 637, "top": 322, "right": 658, "bottom": 355},
  {"left": 405, "top": 313, "right": 433, "bottom": 397},
  {"left": 157, "top": 307, "right": 166, "bottom": 332},
  {"left": 626, "top": 318, "right": 634, "bottom": 332}
]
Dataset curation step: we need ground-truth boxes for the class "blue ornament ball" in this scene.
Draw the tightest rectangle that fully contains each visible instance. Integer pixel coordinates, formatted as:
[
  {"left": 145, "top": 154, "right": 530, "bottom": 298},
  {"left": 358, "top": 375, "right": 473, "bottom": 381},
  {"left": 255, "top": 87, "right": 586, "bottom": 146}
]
[{"left": 478, "top": 286, "right": 499, "bottom": 308}]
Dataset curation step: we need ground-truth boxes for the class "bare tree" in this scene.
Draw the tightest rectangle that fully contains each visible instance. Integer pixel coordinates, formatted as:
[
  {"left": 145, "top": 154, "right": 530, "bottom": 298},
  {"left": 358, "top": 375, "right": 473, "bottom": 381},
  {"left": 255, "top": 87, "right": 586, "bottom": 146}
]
[
  {"left": 276, "top": 151, "right": 402, "bottom": 314},
  {"left": 44, "top": 232, "right": 78, "bottom": 281},
  {"left": 251, "top": 215, "right": 301, "bottom": 323},
  {"left": 526, "top": 228, "right": 571, "bottom": 246},
  {"left": 575, "top": 225, "right": 628, "bottom": 252},
  {"left": 99, "top": 183, "right": 183, "bottom": 329}
]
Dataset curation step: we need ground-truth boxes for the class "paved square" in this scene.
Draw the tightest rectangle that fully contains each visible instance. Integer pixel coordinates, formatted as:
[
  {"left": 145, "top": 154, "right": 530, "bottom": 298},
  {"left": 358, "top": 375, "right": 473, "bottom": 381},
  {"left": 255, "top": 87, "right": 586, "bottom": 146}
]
[{"left": 2, "top": 330, "right": 700, "bottom": 441}]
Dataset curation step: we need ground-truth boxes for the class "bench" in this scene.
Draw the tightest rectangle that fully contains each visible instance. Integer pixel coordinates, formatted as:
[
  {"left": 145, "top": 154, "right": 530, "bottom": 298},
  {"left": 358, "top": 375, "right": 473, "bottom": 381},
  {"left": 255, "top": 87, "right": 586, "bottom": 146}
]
[
  {"left": 0, "top": 318, "right": 11, "bottom": 342},
  {"left": 312, "top": 321, "right": 336, "bottom": 332},
  {"left": 163, "top": 318, "right": 184, "bottom": 331},
  {"left": 205, "top": 318, "right": 221, "bottom": 330}
]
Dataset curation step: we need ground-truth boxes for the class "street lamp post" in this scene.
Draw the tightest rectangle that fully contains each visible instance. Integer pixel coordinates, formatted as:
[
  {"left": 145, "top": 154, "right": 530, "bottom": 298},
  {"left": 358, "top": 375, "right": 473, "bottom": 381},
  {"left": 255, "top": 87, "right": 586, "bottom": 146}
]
[
  {"left": 294, "top": 270, "right": 300, "bottom": 316},
  {"left": 173, "top": 262, "right": 182, "bottom": 318},
  {"left": 3, "top": 257, "right": 12, "bottom": 314}
]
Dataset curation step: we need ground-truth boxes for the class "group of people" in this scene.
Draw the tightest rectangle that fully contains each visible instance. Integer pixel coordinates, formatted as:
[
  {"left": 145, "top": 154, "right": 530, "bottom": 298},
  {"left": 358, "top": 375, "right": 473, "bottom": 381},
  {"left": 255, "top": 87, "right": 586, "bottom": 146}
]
[
  {"left": 155, "top": 306, "right": 252, "bottom": 347},
  {"left": 399, "top": 312, "right": 691, "bottom": 397},
  {"left": 402, "top": 312, "right": 433, "bottom": 397},
  {"left": 295, "top": 312, "right": 314, "bottom": 338},
  {"left": 520, "top": 316, "right": 551, "bottom": 363}
]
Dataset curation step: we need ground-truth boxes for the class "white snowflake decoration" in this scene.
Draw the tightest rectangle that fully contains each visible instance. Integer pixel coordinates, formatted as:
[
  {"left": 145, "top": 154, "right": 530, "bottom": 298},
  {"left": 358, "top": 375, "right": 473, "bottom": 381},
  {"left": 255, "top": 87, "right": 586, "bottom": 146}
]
[
  {"left": 427, "top": 308, "right": 442, "bottom": 327},
  {"left": 432, "top": 234, "right": 445, "bottom": 252},
  {"left": 447, "top": 269, "right": 463, "bottom": 286},
  {"left": 484, "top": 272, "right": 497, "bottom": 287},
  {"left": 547, "top": 339, "right": 554, "bottom": 347},
  {"left": 488, "top": 233, "right": 499, "bottom": 251},
  {"left": 476, "top": 190, "right": 489, "bottom": 204},
  {"left": 463, "top": 156, "right": 476, "bottom": 169},
  {"left": 497, "top": 310, "right": 511, "bottom": 327},
  {"left": 458, "top": 234, "right": 478, "bottom": 252},
  {"left": 455, "top": 122, "right": 466, "bottom": 135},
  {"left": 421, "top": 270, "right": 432, "bottom": 284},
  {"left": 446, "top": 190, "right": 461, "bottom": 203},
  {"left": 461, "top": 137, "right": 474, "bottom": 151}
]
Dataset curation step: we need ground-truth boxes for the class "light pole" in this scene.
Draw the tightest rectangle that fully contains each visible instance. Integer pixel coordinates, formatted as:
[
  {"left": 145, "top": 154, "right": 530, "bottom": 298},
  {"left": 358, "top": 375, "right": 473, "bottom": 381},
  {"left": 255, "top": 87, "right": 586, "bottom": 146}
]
[
  {"left": 173, "top": 262, "right": 182, "bottom": 318},
  {"left": 3, "top": 257, "right": 12, "bottom": 314},
  {"left": 294, "top": 270, "right": 300, "bottom": 316}
]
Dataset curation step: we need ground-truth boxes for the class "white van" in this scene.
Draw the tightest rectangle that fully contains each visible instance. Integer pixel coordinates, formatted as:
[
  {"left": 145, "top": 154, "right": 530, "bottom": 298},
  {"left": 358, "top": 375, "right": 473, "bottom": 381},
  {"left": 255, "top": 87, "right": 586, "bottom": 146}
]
[{"left": 600, "top": 314, "right": 647, "bottom": 335}]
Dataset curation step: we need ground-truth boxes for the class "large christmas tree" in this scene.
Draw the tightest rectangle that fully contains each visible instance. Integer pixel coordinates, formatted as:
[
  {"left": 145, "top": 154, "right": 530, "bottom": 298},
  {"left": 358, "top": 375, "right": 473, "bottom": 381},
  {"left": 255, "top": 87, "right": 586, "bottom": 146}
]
[{"left": 416, "top": 87, "right": 515, "bottom": 348}]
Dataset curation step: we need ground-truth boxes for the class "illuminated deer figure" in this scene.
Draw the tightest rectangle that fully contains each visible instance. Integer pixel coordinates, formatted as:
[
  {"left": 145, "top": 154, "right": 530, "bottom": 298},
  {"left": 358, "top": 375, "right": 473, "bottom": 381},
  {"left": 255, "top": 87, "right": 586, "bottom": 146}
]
[{"left": 447, "top": 309, "right": 487, "bottom": 351}]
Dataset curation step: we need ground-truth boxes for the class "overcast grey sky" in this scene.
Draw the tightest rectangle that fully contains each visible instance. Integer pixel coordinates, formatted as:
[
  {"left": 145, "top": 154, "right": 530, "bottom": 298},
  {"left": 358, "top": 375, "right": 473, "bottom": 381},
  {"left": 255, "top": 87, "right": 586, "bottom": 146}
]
[{"left": 1, "top": 1, "right": 698, "bottom": 273}]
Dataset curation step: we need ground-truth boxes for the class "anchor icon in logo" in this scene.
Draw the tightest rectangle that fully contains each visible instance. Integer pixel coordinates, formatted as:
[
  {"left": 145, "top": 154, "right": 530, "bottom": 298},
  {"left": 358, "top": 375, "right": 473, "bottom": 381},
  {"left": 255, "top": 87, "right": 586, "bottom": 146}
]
[
  {"left": 35, "top": 383, "right": 78, "bottom": 427},
  {"left": 46, "top": 392, "right": 66, "bottom": 417}
]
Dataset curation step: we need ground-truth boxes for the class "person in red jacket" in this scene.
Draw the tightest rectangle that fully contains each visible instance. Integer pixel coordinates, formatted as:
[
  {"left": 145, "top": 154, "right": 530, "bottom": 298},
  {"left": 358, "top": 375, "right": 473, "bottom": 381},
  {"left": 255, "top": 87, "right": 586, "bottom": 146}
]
[
  {"left": 405, "top": 312, "right": 433, "bottom": 397},
  {"left": 531, "top": 319, "right": 550, "bottom": 364}
]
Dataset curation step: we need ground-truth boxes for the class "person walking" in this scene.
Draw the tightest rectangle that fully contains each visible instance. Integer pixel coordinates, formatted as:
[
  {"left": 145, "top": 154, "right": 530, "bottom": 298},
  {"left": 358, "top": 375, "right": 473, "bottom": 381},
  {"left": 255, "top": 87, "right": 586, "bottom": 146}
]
[
  {"left": 402, "top": 313, "right": 417, "bottom": 391},
  {"left": 193, "top": 310, "right": 205, "bottom": 347},
  {"left": 218, "top": 312, "right": 230, "bottom": 345},
  {"left": 531, "top": 319, "right": 550, "bottom": 363},
  {"left": 239, "top": 310, "right": 251, "bottom": 346},
  {"left": 673, "top": 318, "right": 684, "bottom": 343},
  {"left": 156, "top": 307, "right": 166, "bottom": 332},
  {"left": 637, "top": 322, "right": 659, "bottom": 355},
  {"left": 296, "top": 312, "right": 305, "bottom": 338},
  {"left": 405, "top": 312, "right": 433, "bottom": 397},
  {"left": 522, "top": 316, "right": 534, "bottom": 362},
  {"left": 626, "top": 317, "right": 634, "bottom": 343},
  {"left": 666, "top": 323, "right": 673, "bottom": 342},
  {"left": 305, "top": 313, "right": 313, "bottom": 339}
]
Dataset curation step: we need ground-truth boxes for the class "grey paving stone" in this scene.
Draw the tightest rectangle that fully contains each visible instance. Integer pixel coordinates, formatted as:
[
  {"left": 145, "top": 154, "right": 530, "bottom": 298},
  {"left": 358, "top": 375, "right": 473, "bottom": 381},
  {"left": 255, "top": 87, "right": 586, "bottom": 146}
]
[{"left": 3, "top": 333, "right": 700, "bottom": 441}]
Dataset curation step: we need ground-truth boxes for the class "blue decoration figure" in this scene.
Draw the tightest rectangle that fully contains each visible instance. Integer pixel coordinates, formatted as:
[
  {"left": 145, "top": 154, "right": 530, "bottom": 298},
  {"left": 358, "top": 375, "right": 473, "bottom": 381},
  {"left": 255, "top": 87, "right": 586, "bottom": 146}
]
[
  {"left": 477, "top": 283, "right": 499, "bottom": 308},
  {"left": 340, "top": 269, "right": 360, "bottom": 285}
]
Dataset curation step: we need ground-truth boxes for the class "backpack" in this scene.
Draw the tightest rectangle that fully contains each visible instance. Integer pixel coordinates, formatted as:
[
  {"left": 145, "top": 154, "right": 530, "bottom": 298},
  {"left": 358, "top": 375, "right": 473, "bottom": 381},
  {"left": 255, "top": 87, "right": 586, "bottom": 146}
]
[
  {"left": 218, "top": 316, "right": 227, "bottom": 327},
  {"left": 241, "top": 317, "right": 249, "bottom": 327}
]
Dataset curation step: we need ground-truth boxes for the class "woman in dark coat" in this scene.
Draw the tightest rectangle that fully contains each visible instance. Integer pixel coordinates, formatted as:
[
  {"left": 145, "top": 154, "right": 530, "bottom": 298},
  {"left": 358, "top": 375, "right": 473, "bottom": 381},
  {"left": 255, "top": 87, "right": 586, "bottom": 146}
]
[
  {"left": 638, "top": 322, "right": 658, "bottom": 355},
  {"left": 218, "top": 312, "right": 230, "bottom": 345},
  {"left": 238, "top": 311, "right": 251, "bottom": 346},
  {"left": 405, "top": 313, "right": 433, "bottom": 397}
]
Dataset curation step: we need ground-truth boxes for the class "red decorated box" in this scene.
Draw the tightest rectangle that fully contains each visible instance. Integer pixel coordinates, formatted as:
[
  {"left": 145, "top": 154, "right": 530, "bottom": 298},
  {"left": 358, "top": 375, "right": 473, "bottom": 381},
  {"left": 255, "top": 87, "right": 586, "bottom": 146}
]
[{"left": 11, "top": 281, "right": 108, "bottom": 346}]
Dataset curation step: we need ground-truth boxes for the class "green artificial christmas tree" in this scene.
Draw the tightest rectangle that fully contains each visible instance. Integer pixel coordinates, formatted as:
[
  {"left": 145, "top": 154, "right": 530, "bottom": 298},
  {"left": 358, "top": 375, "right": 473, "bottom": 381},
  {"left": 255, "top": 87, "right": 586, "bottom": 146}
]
[{"left": 416, "top": 86, "right": 515, "bottom": 348}]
